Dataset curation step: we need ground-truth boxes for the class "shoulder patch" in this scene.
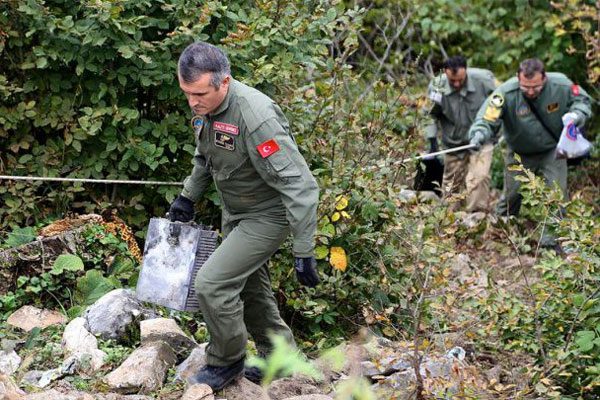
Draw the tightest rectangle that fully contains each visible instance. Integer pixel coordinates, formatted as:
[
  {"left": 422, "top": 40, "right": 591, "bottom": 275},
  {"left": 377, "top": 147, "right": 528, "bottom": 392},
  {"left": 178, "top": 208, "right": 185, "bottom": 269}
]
[
  {"left": 490, "top": 93, "right": 504, "bottom": 108},
  {"left": 516, "top": 104, "right": 530, "bottom": 117},
  {"left": 257, "top": 139, "right": 280, "bottom": 158},
  {"left": 483, "top": 106, "right": 501, "bottom": 122},
  {"left": 191, "top": 116, "right": 204, "bottom": 138},
  {"left": 572, "top": 84, "right": 580, "bottom": 96}
]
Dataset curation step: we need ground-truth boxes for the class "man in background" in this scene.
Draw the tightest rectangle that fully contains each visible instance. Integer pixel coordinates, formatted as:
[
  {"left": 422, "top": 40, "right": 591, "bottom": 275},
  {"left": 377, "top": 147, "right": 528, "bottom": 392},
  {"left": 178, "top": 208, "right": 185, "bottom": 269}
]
[
  {"left": 469, "top": 57, "right": 592, "bottom": 246},
  {"left": 423, "top": 55, "right": 498, "bottom": 212}
]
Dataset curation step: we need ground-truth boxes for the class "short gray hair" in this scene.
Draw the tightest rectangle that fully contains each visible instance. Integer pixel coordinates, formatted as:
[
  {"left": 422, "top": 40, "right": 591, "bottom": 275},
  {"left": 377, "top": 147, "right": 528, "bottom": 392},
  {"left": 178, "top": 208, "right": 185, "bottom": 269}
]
[
  {"left": 518, "top": 58, "right": 545, "bottom": 79},
  {"left": 178, "top": 42, "right": 231, "bottom": 89}
]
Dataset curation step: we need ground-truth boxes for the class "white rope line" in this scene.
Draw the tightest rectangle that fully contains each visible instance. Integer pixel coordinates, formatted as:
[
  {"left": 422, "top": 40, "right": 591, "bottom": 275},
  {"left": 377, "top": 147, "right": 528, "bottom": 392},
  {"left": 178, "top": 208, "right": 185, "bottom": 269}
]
[{"left": 0, "top": 175, "right": 183, "bottom": 186}]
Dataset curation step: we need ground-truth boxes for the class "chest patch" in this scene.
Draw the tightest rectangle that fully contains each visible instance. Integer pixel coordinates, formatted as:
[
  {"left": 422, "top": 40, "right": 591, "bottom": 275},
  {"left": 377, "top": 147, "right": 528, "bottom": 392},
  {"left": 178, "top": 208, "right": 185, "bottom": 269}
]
[
  {"left": 571, "top": 84, "right": 580, "bottom": 96},
  {"left": 191, "top": 116, "right": 204, "bottom": 138},
  {"left": 546, "top": 102, "right": 559, "bottom": 114},
  {"left": 257, "top": 139, "right": 280, "bottom": 158},
  {"left": 213, "top": 121, "right": 239, "bottom": 136},
  {"left": 516, "top": 104, "right": 531, "bottom": 117},
  {"left": 214, "top": 131, "right": 235, "bottom": 151}
]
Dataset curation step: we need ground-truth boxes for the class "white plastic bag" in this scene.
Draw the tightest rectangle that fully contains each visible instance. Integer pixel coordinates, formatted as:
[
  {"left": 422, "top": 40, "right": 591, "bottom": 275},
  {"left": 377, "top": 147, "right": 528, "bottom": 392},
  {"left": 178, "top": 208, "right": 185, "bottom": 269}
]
[{"left": 556, "top": 114, "right": 592, "bottom": 159}]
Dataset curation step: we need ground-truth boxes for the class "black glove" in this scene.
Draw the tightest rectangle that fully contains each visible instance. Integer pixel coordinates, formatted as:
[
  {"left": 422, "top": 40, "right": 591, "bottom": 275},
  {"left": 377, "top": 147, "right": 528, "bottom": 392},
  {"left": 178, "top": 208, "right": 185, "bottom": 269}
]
[
  {"left": 168, "top": 194, "right": 195, "bottom": 222},
  {"left": 428, "top": 137, "right": 439, "bottom": 153},
  {"left": 294, "top": 257, "right": 320, "bottom": 287}
]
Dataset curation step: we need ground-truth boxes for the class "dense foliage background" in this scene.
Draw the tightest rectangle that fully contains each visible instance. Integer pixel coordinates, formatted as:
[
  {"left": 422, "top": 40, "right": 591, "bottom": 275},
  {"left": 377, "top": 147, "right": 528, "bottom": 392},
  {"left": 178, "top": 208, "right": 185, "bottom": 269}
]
[{"left": 2, "top": 0, "right": 600, "bottom": 398}]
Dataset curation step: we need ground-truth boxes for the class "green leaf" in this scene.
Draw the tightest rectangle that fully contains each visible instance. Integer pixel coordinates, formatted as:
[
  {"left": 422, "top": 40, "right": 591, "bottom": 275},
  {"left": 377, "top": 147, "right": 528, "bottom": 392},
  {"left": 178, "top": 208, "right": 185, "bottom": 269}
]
[
  {"left": 51, "top": 254, "right": 84, "bottom": 275},
  {"left": 5, "top": 227, "right": 37, "bottom": 248},
  {"left": 315, "top": 246, "right": 329, "bottom": 260},
  {"left": 576, "top": 330, "right": 596, "bottom": 352},
  {"left": 76, "top": 270, "right": 117, "bottom": 305}
]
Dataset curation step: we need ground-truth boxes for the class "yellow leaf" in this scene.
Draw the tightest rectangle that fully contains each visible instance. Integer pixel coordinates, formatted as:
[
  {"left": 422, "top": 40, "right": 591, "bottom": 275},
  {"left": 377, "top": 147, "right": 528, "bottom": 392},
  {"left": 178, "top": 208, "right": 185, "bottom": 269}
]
[
  {"left": 335, "top": 195, "right": 348, "bottom": 211},
  {"left": 341, "top": 211, "right": 350, "bottom": 219},
  {"left": 331, "top": 212, "right": 340, "bottom": 222},
  {"left": 330, "top": 247, "right": 347, "bottom": 272}
]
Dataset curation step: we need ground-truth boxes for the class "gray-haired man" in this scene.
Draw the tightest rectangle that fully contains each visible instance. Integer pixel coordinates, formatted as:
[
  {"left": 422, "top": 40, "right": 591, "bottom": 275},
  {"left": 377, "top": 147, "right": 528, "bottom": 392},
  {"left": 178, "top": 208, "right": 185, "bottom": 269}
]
[{"left": 169, "top": 41, "right": 320, "bottom": 390}]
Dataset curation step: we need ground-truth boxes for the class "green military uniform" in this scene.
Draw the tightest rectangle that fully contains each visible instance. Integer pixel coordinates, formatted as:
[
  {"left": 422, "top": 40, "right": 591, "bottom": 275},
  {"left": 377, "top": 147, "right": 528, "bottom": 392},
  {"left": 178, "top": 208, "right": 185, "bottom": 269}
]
[
  {"left": 424, "top": 68, "right": 498, "bottom": 211},
  {"left": 181, "top": 79, "right": 319, "bottom": 366},
  {"left": 469, "top": 73, "right": 592, "bottom": 243}
]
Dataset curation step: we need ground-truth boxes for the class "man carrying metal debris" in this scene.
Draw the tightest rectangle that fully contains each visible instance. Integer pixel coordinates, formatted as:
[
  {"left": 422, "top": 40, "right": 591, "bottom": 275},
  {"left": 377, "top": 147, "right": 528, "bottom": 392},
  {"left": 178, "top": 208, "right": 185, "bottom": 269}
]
[
  {"left": 424, "top": 55, "right": 498, "bottom": 212},
  {"left": 168, "top": 41, "right": 320, "bottom": 391},
  {"left": 468, "top": 57, "right": 592, "bottom": 246}
]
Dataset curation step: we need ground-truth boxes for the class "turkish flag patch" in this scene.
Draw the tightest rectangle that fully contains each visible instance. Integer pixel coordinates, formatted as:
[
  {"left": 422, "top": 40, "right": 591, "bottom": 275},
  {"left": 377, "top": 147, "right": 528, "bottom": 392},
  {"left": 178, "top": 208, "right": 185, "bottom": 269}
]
[
  {"left": 572, "top": 84, "right": 580, "bottom": 96},
  {"left": 257, "top": 139, "right": 280, "bottom": 158}
]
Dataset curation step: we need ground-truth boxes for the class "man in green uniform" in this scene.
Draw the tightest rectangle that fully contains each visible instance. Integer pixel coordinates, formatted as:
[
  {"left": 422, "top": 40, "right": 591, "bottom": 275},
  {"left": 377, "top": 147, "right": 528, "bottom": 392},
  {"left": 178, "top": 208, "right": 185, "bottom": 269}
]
[
  {"left": 168, "top": 41, "right": 320, "bottom": 390},
  {"left": 424, "top": 55, "right": 498, "bottom": 212},
  {"left": 469, "top": 57, "right": 592, "bottom": 245}
]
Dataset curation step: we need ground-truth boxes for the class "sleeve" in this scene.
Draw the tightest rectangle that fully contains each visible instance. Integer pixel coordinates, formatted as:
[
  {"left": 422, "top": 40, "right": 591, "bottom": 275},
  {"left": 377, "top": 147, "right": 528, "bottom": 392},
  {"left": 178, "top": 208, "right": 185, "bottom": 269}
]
[
  {"left": 423, "top": 81, "right": 443, "bottom": 139},
  {"left": 246, "top": 118, "right": 319, "bottom": 258},
  {"left": 181, "top": 145, "right": 213, "bottom": 202},
  {"left": 566, "top": 82, "right": 592, "bottom": 127},
  {"left": 468, "top": 90, "right": 505, "bottom": 142}
]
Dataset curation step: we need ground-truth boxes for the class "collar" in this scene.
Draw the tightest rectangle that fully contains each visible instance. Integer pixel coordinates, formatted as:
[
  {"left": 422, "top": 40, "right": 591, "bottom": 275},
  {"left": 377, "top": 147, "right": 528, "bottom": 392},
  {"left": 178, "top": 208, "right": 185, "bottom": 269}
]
[{"left": 209, "top": 79, "right": 236, "bottom": 117}]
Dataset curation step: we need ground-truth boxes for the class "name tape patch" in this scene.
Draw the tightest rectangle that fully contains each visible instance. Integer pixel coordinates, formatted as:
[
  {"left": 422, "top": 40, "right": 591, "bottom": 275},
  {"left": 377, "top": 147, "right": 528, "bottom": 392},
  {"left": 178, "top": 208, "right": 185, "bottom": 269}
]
[
  {"left": 257, "top": 139, "right": 280, "bottom": 158},
  {"left": 213, "top": 121, "right": 239, "bottom": 136}
]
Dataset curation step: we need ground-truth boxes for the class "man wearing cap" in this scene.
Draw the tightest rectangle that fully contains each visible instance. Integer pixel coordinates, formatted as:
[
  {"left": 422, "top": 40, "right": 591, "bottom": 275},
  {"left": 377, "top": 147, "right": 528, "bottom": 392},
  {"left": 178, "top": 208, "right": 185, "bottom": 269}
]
[
  {"left": 469, "top": 57, "right": 592, "bottom": 246},
  {"left": 423, "top": 55, "right": 498, "bottom": 212},
  {"left": 168, "top": 41, "right": 320, "bottom": 390}
]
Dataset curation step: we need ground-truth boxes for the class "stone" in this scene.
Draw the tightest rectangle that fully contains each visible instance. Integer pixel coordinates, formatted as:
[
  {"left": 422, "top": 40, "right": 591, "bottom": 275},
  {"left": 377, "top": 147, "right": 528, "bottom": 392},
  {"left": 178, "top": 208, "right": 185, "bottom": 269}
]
[
  {"left": 0, "top": 350, "right": 21, "bottom": 375},
  {"left": 23, "top": 388, "right": 94, "bottom": 400},
  {"left": 7, "top": 306, "right": 67, "bottom": 332},
  {"left": 21, "top": 370, "right": 44, "bottom": 387},
  {"left": 174, "top": 345, "right": 207, "bottom": 384},
  {"left": 181, "top": 383, "right": 214, "bottom": 400},
  {"left": 0, "top": 373, "right": 26, "bottom": 400},
  {"left": 94, "top": 394, "right": 154, "bottom": 400},
  {"left": 398, "top": 189, "right": 417, "bottom": 203},
  {"left": 267, "top": 377, "right": 321, "bottom": 400},
  {"left": 222, "top": 377, "right": 264, "bottom": 400},
  {"left": 84, "top": 289, "right": 152, "bottom": 340},
  {"left": 140, "top": 318, "right": 197, "bottom": 358},
  {"left": 450, "top": 253, "right": 471, "bottom": 275},
  {"left": 62, "top": 317, "right": 106, "bottom": 374},
  {"left": 103, "top": 341, "right": 177, "bottom": 394},
  {"left": 461, "top": 212, "right": 487, "bottom": 229},
  {"left": 418, "top": 191, "right": 440, "bottom": 202}
]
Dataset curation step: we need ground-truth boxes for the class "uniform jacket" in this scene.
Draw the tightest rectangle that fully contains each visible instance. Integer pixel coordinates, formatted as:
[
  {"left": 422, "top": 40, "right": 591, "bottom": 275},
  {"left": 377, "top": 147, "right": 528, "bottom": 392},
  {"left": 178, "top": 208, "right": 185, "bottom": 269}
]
[
  {"left": 181, "top": 79, "right": 319, "bottom": 257},
  {"left": 424, "top": 68, "right": 497, "bottom": 149},
  {"left": 469, "top": 72, "right": 592, "bottom": 155}
]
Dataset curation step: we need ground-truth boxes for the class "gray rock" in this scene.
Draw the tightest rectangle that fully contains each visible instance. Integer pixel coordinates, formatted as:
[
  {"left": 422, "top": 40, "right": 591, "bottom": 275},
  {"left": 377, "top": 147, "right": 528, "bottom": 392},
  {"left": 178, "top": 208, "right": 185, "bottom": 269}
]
[
  {"left": 94, "top": 394, "right": 154, "bottom": 400},
  {"left": 267, "top": 377, "right": 321, "bottom": 400},
  {"left": 23, "top": 388, "right": 94, "bottom": 400},
  {"left": 175, "top": 344, "right": 207, "bottom": 384},
  {"left": 418, "top": 191, "right": 440, "bottom": 202},
  {"left": 7, "top": 305, "right": 67, "bottom": 332},
  {"left": 140, "top": 318, "right": 197, "bottom": 359},
  {"left": 222, "top": 377, "right": 264, "bottom": 400},
  {"left": 62, "top": 317, "right": 106, "bottom": 374},
  {"left": 181, "top": 383, "right": 214, "bottom": 400},
  {"left": 103, "top": 341, "right": 177, "bottom": 394},
  {"left": 358, "top": 361, "right": 381, "bottom": 377},
  {"left": 84, "top": 289, "right": 150, "bottom": 340},
  {"left": 21, "top": 370, "right": 44, "bottom": 387},
  {"left": 399, "top": 189, "right": 417, "bottom": 203},
  {"left": 450, "top": 253, "right": 471, "bottom": 274},
  {"left": 0, "top": 350, "right": 21, "bottom": 375},
  {"left": 461, "top": 211, "right": 487, "bottom": 229},
  {"left": 62, "top": 317, "right": 98, "bottom": 354}
]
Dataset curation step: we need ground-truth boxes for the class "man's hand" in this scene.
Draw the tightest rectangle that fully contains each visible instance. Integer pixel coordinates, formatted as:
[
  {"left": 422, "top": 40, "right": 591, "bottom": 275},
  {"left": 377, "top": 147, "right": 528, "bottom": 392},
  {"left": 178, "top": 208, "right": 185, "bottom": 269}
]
[
  {"left": 469, "top": 130, "right": 486, "bottom": 151},
  {"left": 562, "top": 111, "right": 579, "bottom": 126},
  {"left": 294, "top": 257, "right": 320, "bottom": 287},
  {"left": 168, "top": 194, "right": 195, "bottom": 222}
]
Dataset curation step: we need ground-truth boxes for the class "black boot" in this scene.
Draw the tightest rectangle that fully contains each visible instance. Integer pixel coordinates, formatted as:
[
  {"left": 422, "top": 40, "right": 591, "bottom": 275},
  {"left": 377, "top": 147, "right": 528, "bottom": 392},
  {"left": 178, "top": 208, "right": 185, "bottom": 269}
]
[
  {"left": 188, "top": 358, "right": 245, "bottom": 391},
  {"left": 244, "top": 366, "right": 263, "bottom": 384}
]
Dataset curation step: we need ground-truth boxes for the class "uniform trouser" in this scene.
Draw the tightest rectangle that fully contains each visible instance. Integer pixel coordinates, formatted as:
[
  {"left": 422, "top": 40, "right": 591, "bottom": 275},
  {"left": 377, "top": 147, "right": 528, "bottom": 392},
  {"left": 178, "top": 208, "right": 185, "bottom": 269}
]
[
  {"left": 442, "top": 143, "right": 493, "bottom": 212},
  {"left": 496, "top": 148, "right": 567, "bottom": 245},
  {"left": 194, "top": 204, "right": 295, "bottom": 366}
]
